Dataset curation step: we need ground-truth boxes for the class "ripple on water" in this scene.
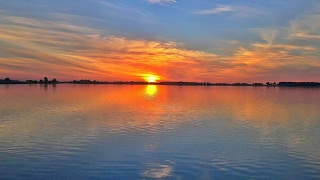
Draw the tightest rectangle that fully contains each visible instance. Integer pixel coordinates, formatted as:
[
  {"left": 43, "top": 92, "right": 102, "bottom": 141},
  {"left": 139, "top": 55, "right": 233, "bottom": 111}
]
[
  {"left": 142, "top": 164, "right": 173, "bottom": 179},
  {"left": 1, "top": 85, "right": 320, "bottom": 179}
]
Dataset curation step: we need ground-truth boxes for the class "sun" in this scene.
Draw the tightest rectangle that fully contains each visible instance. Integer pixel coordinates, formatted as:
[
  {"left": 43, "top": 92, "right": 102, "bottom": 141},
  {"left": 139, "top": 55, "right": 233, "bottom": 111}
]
[
  {"left": 147, "top": 76, "right": 157, "bottom": 83},
  {"left": 141, "top": 74, "right": 160, "bottom": 83}
]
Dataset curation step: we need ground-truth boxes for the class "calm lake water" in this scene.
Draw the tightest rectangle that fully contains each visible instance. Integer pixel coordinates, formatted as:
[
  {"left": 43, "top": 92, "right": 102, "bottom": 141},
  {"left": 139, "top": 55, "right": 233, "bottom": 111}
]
[{"left": 1, "top": 84, "right": 320, "bottom": 179}]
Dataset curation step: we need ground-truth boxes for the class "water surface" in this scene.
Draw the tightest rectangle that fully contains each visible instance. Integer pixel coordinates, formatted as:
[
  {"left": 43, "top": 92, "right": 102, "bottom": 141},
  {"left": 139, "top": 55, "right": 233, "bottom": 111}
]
[{"left": 1, "top": 84, "right": 320, "bottom": 179}]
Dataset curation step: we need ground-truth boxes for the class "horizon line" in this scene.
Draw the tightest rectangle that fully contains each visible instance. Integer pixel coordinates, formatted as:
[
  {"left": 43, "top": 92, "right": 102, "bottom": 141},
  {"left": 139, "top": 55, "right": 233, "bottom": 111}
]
[{"left": 1, "top": 78, "right": 320, "bottom": 87}]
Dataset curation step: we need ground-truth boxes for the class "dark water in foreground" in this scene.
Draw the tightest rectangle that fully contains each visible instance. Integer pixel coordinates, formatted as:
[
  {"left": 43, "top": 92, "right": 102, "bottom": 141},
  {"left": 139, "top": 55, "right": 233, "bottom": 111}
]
[{"left": 1, "top": 84, "right": 320, "bottom": 179}]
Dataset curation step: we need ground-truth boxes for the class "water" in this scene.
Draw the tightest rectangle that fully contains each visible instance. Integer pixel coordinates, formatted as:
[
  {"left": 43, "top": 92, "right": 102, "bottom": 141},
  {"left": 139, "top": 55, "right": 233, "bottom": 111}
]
[{"left": 1, "top": 84, "right": 320, "bottom": 179}]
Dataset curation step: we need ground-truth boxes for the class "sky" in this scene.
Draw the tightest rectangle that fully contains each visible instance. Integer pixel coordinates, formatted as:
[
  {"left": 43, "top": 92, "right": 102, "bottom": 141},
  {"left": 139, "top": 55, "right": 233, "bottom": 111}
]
[{"left": 0, "top": 0, "right": 319, "bottom": 83}]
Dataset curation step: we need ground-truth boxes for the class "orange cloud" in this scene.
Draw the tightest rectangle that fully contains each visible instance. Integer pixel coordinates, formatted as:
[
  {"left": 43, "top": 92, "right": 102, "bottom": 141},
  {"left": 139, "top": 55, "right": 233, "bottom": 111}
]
[{"left": 0, "top": 15, "right": 319, "bottom": 83}]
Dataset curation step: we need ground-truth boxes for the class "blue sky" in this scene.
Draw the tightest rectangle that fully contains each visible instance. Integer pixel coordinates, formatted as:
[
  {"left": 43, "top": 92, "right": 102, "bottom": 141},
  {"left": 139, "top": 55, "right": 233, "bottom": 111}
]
[{"left": 0, "top": 0, "right": 319, "bottom": 82}]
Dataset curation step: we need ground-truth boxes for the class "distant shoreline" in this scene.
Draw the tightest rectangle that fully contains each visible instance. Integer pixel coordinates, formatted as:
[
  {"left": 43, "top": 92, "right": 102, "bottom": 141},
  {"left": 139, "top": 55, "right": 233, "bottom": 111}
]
[{"left": 1, "top": 78, "right": 320, "bottom": 87}]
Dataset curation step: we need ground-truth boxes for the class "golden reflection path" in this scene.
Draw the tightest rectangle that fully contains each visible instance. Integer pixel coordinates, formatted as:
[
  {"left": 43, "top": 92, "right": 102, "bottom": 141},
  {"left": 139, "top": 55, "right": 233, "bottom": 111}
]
[{"left": 145, "top": 85, "right": 158, "bottom": 97}]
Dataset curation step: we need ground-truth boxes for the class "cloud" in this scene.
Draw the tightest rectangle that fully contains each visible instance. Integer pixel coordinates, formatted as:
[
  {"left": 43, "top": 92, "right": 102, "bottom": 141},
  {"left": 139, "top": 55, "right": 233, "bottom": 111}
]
[
  {"left": 291, "top": 33, "right": 320, "bottom": 40},
  {"left": 1, "top": 13, "right": 320, "bottom": 83},
  {"left": 93, "top": 0, "right": 155, "bottom": 19},
  {"left": 0, "top": 15, "right": 221, "bottom": 81},
  {"left": 252, "top": 12, "right": 320, "bottom": 55},
  {"left": 148, "top": 0, "right": 176, "bottom": 5},
  {"left": 197, "top": 5, "right": 233, "bottom": 14},
  {"left": 289, "top": 14, "right": 320, "bottom": 40},
  {"left": 252, "top": 28, "right": 278, "bottom": 46},
  {"left": 0, "top": 15, "right": 250, "bottom": 82},
  {"left": 91, "top": 0, "right": 121, "bottom": 10},
  {"left": 252, "top": 44, "right": 316, "bottom": 51},
  {"left": 196, "top": 5, "right": 264, "bottom": 17}
]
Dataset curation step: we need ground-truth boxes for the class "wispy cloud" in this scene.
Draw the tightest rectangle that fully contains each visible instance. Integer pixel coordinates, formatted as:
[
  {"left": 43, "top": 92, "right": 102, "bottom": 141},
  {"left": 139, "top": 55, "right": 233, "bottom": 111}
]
[
  {"left": 197, "top": 5, "right": 233, "bottom": 14},
  {"left": 291, "top": 33, "right": 320, "bottom": 40},
  {"left": 148, "top": 0, "right": 176, "bottom": 5},
  {"left": 91, "top": 0, "right": 121, "bottom": 10},
  {"left": 0, "top": 15, "right": 252, "bottom": 82},
  {"left": 1, "top": 12, "right": 320, "bottom": 83},
  {"left": 196, "top": 5, "right": 264, "bottom": 17},
  {"left": 252, "top": 12, "right": 320, "bottom": 52},
  {"left": 93, "top": 0, "right": 155, "bottom": 19},
  {"left": 289, "top": 14, "right": 320, "bottom": 40}
]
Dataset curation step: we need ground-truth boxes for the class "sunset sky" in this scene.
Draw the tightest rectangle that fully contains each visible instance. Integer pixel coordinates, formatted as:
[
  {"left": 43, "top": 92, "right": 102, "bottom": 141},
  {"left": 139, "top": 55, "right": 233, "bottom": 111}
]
[{"left": 1, "top": 0, "right": 319, "bottom": 83}]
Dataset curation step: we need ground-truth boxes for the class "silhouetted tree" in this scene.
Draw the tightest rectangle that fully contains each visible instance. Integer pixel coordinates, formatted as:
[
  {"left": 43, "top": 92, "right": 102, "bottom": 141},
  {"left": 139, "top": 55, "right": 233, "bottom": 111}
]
[
  {"left": 5, "top": 78, "right": 10, "bottom": 81},
  {"left": 26, "top": 80, "right": 37, "bottom": 84},
  {"left": 44, "top": 77, "right": 48, "bottom": 83},
  {"left": 253, "top": 83, "right": 264, "bottom": 86},
  {"left": 52, "top": 78, "right": 57, "bottom": 83}
]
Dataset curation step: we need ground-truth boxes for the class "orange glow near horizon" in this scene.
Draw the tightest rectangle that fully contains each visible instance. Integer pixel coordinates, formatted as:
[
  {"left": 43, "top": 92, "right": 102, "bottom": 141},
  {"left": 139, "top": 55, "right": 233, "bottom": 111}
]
[
  {"left": 141, "top": 74, "right": 161, "bottom": 83},
  {"left": 1, "top": 15, "right": 320, "bottom": 83}
]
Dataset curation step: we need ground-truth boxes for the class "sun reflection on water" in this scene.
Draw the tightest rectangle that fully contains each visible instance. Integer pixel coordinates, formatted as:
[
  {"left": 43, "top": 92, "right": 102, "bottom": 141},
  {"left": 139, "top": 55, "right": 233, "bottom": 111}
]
[{"left": 145, "top": 85, "right": 158, "bottom": 97}]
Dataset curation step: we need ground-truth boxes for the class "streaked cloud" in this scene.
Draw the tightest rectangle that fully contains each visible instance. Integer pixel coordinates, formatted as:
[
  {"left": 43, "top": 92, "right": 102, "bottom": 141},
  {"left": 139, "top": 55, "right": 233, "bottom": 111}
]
[
  {"left": 92, "top": 0, "right": 121, "bottom": 10},
  {"left": 93, "top": 0, "right": 155, "bottom": 19},
  {"left": 252, "top": 44, "right": 316, "bottom": 51},
  {"left": 252, "top": 12, "right": 320, "bottom": 53},
  {"left": 289, "top": 14, "right": 320, "bottom": 40},
  {"left": 0, "top": 0, "right": 319, "bottom": 83},
  {"left": 148, "top": 0, "right": 176, "bottom": 4},
  {"left": 197, "top": 5, "right": 233, "bottom": 14},
  {"left": 291, "top": 33, "right": 320, "bottom": 40},
  {"left": 196, "top": 5, "right": 264, "bottom": 17},
  {"left": 0, "top": 15, "right": 253, "bottom": 82}
]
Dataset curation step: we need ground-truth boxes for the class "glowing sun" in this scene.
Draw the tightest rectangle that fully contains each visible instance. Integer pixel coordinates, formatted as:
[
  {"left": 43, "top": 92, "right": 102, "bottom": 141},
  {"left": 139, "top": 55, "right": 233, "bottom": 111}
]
[
  {"left": 142, "top": 74, "right": 160, "bottom": 83},
  {"left": 147, "top": 76, "right": 157, "bottom": 83}
]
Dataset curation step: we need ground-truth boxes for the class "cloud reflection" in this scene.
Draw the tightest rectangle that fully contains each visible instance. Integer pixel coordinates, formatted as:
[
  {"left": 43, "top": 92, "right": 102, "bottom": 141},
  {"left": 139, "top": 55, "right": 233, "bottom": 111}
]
[{"left": 142, "top": 164, "right": 173, "bottom": 178}]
